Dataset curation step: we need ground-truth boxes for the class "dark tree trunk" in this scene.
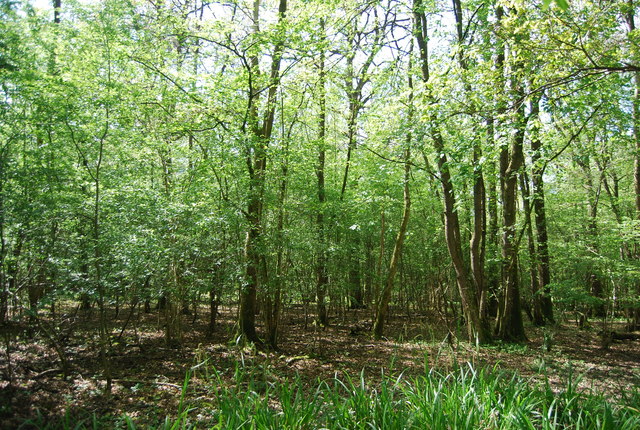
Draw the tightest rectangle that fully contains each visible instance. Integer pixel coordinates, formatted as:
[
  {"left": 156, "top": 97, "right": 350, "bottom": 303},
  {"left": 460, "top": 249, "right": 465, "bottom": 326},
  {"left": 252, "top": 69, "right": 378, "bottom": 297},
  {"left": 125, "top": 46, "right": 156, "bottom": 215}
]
[
  {"left": 485, "top": 127, "right": 500, "bottom": 318},
  {"left": 530, "top": 101, "right": 554, "bottom": 324},
  {"left": 496, "top": 102, "right": 527, "bottom": 342},
  {"left": 209, "top": 265, "right": 220, "bottom": 334},
  {"left": 315, "top": 26, "right": 329, "bottom": 327},
  {"left": 625, "top": 1, "right": 640, "bottom": 330},
  {"left": 373, "top": 146, "right": 410, "bottom": 339},
  {"left": 53, "top": 0, "right": 61, "bottom": 24},
  {"left": 348, "top": 242, "right": 364, "bottom": 309},
  {"left": 264, "top": 147, "right": 289, "bottom": 349}
]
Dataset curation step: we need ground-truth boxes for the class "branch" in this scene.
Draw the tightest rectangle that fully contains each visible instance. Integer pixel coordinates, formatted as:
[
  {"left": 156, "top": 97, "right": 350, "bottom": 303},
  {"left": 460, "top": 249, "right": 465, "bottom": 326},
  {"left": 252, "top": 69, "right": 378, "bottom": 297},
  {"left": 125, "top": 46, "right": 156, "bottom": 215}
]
[
  {"left": 362, "top": 143, "right": 439, "bottom": 182},
  {"left": 542, "top": 102, "right": 603, "bottom": 175},
  {"left": 128, "top": 55, "right": 204, "bottom": 104}
]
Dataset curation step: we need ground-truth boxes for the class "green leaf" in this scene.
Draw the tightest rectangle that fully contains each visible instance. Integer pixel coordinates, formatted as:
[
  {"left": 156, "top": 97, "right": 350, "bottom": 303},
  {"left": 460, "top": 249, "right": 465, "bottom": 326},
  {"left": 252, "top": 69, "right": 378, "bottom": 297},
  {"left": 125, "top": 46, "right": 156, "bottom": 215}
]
[{"left": 542, "top": 0, "right": 569, "bottom": 9}]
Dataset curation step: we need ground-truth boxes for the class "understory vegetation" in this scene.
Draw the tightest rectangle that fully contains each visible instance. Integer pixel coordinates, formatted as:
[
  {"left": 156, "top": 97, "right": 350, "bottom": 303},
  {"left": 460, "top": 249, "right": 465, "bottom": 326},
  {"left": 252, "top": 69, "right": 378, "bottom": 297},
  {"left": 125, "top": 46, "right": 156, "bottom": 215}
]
[
  {"left": 20, "top": 360, "right": 640, "bottom": 429},
  {"left": 3, "top": 306, "right": 640, "bottom": 428}
]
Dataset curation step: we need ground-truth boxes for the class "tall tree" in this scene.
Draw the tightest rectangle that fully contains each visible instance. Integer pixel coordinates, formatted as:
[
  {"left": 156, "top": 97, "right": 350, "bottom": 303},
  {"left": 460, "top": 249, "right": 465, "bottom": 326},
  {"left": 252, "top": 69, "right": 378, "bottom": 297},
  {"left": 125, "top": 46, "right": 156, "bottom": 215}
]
[
  {"left": 452, "top": 0, "right": 492, "bottom": 336},
  {"left": 413, "top": 0, "right": 490, "bottom": 344},
  {"left": 239, "top": 0, "right": 288, "bottom": 344},
  {"left": 372, "top": 51, "right": 412, "bottom": 339},
  {"left": 625, "top": 0, "right": 640, "bottom": 330},
  {"left": 495, "top": 4, "right": 527, "bottom": 342},
  {"left": 315, "top": 18, "right": 329, "bottom": 327}
]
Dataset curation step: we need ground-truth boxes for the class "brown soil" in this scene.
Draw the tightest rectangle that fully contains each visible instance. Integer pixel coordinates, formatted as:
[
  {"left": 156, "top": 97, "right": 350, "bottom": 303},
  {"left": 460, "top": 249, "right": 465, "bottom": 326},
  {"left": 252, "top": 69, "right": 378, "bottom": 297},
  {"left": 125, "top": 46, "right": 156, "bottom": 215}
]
[{"left": 1, "top": 305, "right": 639, "bottom": 428}]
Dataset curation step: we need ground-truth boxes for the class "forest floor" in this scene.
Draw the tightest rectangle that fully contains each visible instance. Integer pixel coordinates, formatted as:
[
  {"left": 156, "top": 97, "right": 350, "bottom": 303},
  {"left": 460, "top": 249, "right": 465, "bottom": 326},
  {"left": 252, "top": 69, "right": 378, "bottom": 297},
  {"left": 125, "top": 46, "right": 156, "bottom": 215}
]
[{"left": 1, "top": 304, "right": 640, "bottom": 428}]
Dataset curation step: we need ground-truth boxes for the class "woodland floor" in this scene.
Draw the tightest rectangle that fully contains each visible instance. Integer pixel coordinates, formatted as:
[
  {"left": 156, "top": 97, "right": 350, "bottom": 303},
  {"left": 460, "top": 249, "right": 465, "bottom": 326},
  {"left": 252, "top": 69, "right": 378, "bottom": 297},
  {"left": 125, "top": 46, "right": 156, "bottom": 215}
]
[{"left": 1, "top": 304, "right": 639, "bottom": 428}]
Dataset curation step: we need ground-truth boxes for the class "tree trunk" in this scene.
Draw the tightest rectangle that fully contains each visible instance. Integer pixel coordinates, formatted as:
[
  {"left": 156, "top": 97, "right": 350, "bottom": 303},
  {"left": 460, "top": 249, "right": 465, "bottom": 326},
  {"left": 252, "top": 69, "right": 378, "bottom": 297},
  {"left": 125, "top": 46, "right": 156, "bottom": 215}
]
[
  {"left": 577, "top": 151, "right": 605, "bottom": 317},
  {"left": 494, "top": 3, "right": 527, "bottom": 342},
  {"left": 373, "top": 59, "right": 412, "bottom": 339},
  {"left": 373, "top": 149, "right": 410, "bottom": 339},
  {"left": 0, "top": 148, "right": 7, "bottom": 325},
  {"left": 208, "top": 264, "right": 220, "bottom": 334},
  {"left": 375, "top": 210, "right": 385, "bottom": 309},
  {"left": 625, "top": 1, "right": 640, "bottom": 330},
  {"left": 53, "top": 0, "right": 61, "bottom": 24},
  {"left": 452, "top": 0, "right": 491, "bottom": 339},
  {"left": 342, "top": 60, "right": 363, "bottom": 311},
  {"left": 413, "top": 0, "right": 489, "bottom": 343},
  {"left": 94, "top": 112, "right": 111, "bottom": 392},
  {"left": 485, "top": 125, "right": 500, "bottom": 318},
  {"left": 530, "top": 100, "right": 554, "bottom": 324},
  {"left": 315, "top": 25, "right": 329, "bottom": 327},
  {"left": 209, "top": 287, "right": 219, "bottom": 334},
  {"left": 239, "top": 0, "right": 287, "bottom": 344},
  {"left": 348, "top": 240, "right": 364, "bottom": 309},
  {"left": 264, "top": 148, "right": 289, "bottom": 349},
  {"left": 496, "top": 101, "right": 527, "bottom": 342},
  {"left": 519, "top": 172, "right": 543, "bottom": 326}
]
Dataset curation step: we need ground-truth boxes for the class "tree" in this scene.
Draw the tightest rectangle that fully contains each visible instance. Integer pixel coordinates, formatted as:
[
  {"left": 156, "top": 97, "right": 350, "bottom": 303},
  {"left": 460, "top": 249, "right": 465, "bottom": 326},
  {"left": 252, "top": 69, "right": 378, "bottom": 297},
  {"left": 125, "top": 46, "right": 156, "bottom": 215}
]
[
  {"left": 239, "top": 0, "right": 288, "bottom": 345},
  {"left": 372, "top": 51, "right": 412, "bottom": 339},
  {"left": 413, "top": 0, "right": 490, "bottom": 344}
]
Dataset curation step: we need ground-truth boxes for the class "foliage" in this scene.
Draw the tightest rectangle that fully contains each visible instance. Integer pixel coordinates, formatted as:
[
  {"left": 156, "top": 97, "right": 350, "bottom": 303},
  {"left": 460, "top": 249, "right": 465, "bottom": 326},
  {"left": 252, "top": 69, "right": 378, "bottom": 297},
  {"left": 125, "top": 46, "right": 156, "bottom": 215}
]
[{"left": 1, "top": 0, "right": 639, "bottom": 356}]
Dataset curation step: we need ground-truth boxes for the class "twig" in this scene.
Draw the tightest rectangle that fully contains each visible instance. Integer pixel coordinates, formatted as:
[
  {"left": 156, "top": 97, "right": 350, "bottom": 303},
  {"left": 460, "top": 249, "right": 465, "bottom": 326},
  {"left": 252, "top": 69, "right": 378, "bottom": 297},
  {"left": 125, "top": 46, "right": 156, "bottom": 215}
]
[{"left": 113, "top": 379, "right": 182, "bottom": 390}]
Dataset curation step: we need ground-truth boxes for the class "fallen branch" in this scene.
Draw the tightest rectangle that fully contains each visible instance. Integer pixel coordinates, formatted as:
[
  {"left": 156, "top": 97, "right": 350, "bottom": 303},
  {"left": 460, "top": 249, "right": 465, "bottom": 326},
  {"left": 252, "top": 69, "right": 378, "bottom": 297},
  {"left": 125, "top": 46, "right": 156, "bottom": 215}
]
[
  {"left": 33, "top": 368, "right": 63, "bottom": 379},
  {"left": 610, "top": 332, "right": 640, "bottom": 341}
]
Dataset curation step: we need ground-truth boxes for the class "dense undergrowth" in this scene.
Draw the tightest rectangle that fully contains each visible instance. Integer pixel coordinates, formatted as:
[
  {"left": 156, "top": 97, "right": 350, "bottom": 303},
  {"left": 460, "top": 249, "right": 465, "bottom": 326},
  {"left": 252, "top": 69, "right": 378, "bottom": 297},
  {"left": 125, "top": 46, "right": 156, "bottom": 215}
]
[{"left": 18, "top": 358, "right": 640, "bottom": 430}]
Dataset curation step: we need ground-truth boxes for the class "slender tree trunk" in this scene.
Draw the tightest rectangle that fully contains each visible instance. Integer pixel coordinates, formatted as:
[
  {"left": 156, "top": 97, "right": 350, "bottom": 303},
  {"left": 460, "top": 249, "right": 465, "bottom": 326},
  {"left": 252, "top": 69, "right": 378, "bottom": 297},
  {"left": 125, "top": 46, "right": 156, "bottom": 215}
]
[
  {"left": 494, "top": 3, "right": 527, "bottom": 342},
  {"left": 470, "top": 143, "right": 489, "bottom": 333},
  {"left": 241, "top": 211, "right": 261, "bottom": 342},
  {"left": 341, "top": 94, "right": 358, "bottom": 199},
  {"left": 0, "top": 145, "right": 7, "bottom": 325},
  {"left": 95, "top": 108, "right": 112, "bottom": 392},
  {"left": 336, "top": 15, "right": 382, "bottom": 312},
  {"left": 372, "top": 153, "right": 409, "bottom": 339},
  {"left": 316, "top": 25, "right": 329, "bottom": 326},
  {"left": 0, "top": 229, "right": 23, "bottom": 326},
  {"left": 413, "top": 0, "right": 488, "bottom": 343},
  {"left": 530, "top": 101, "right": 554, "bottom": 324},
  {"left": 208, "top": 261, "right": 220, "bottom": 334},
  {"left": 376, "top": 210, "right": 385, "bottom": 308},
  {"left": 239, "top": 0, "right": 263, "bottom": 345},
  {"left": 577, "top": 152, "right": 605, "bottom": 317},
  {"left": 265, "top": 151, "right": 288, "bottom": 348},
  {"left": 373, "top": 57, "right": 412, "bottom": 339},
  {"left": 347, "top": 242, "right": 363, "bottom": 309},
  {"left": 485, "top": 124, "right": 500, "bottom": 318},
  {"left": 520, "top": 172, "right": 543, "bottom": 326},
  {"left": 342, "top": 61, "right": 364, "bottom": 310}
]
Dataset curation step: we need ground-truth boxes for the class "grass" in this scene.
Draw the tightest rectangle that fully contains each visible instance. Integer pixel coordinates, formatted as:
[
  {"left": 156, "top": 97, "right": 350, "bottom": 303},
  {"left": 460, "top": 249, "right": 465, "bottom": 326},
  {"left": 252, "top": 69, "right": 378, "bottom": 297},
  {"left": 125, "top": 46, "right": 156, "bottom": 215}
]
[{"left": 19, "top": 358, "right": 640, "bottom": 430}]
